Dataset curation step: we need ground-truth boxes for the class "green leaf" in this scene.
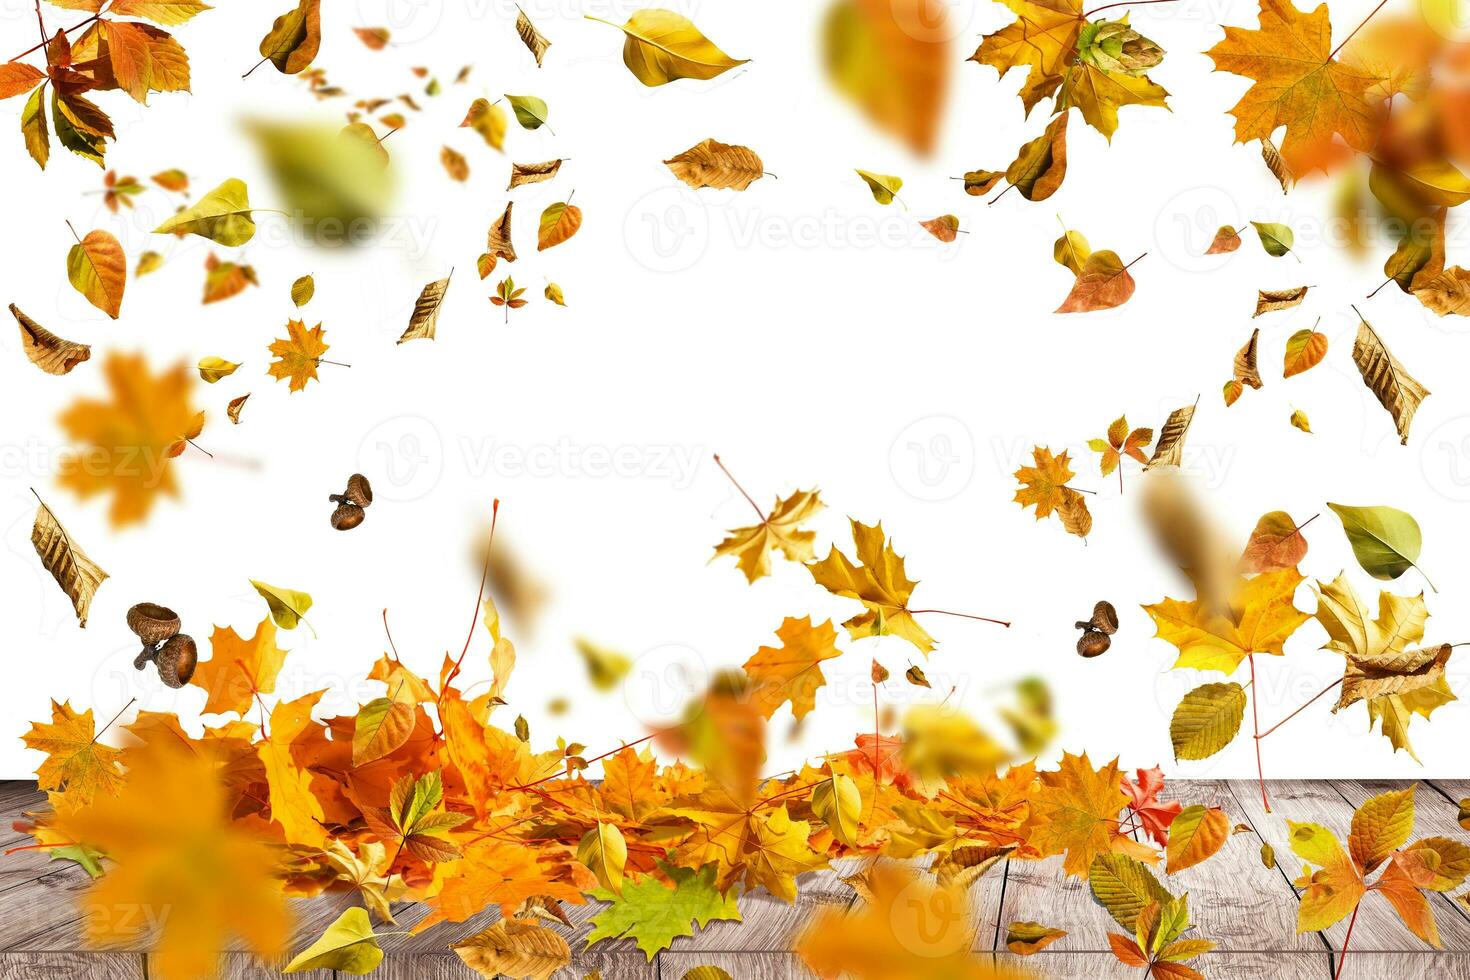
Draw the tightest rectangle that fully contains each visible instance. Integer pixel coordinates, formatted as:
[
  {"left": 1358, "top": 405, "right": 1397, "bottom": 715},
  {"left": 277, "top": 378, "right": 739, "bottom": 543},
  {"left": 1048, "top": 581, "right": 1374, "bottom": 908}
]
[
  {"left": 855, "top": 168, "right": 903, "bottom": 205},
  {"left": 154, "top": 178, "right": 256, "bottom": 245},
  {"left": 586, "top": 860, "right": 741, "bottom": 959},
  {"left": 1251, "top": 221, "right": 1293, "bottom": 257},
  {"left": 48, "top": 843, "right": 105, "bottom": 878},
  {"left": 505, "top": 94, "right": 550, "bottom": 130},
  {"left": 1169, "top": 682, "right": 1245, "bottom": 761},
  {"left": 284, "top": 907, "right": 384, "bottom": 974},
  {"left": 1088, "top": 853, "right": 1172, "bottom": 932},
  {"left": 249, "top": 579, "right": 314, "bottom": 632},
  {"left": 1327, "top": 503, "right": 1425, "bottom": 583}
]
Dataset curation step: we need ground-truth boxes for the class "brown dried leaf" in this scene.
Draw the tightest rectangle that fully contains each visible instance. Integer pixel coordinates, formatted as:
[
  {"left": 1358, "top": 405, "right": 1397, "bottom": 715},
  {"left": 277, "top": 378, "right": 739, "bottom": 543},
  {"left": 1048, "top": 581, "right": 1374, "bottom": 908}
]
[
  {"left": 1240, "top": 510, "right": 1309, "bottom": 573},
  {"left": 12, "top": 304, "right": 90, "bottom": 375},
  {"left": 664, "top": 138, "right": 764, "bottom": 191},
  {"left": 514, "top": 6, "right": 552, "bottom": 66},
  {"left": 1352, "top": 317, "right": 1429, "bottom": 444},
  {"left": 1253, "top": 286, "right": 1308, "bottom": 317},
  {"left": 399, "top": 273, "right": 451, "bottom": 344},
  {"left": 508, "top": 159, "right": 562, "bottom": 190},
  {"left": 32, "top": 496, "right": 108, "bottom": 627},
  {"left": 1056, "top": 250, "right": 1136, "bottom": 314}
]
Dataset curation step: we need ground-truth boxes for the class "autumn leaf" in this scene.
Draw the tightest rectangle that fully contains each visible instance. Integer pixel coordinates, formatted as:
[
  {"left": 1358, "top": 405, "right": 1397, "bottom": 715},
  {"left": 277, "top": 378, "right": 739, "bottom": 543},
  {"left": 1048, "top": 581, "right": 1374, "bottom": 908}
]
[
  {"left": 11, "top": 304, "right": 89, "bottom": 376},
  {"left": 57, "top": 352, "right": 198, "bottom": 526},
  {"left": 154, "top": 178, "right": 256, "bottom": 245},
  {"left": 1122, "top": 766, "right": 1183, "bottom": 847},
  {"left": 1255, "top": 285, "right": 1308, "bottom": 316},
  {"left": 1240, "top": 510, "right": 1311, "bottom": 573},
  {"left": 1284, "top": 326, "right": 1328, "bottom": 376},
  {"left": 259, "top": 0, "right": 320, "bottom": 74},
  {"left": 505, "top": 93, "right": 551, "bottom": 130},
  {"left": 1206, "top": 225, "right": 1242, "bottom": 253},
  {"left": 258, "top": 692, "right": 327, "bottom": 848},
  {"left": 1088, "top": 415, "right": 1153, "bottom": 482},
  {"left": 31, "top": 494, "right": 108, "bottom": 627},
  {"left": 399, "top": 273, "right": 451, "bottom": 343},
  {"left": 710, "top": 474, "right": 824, "bottom": 583},
  {"left": 1144, "top": 567, "right": 1310, "bottom": 673},
  {"left": 514, "top": 6, "right": 552, "bottom": 66},
  {"left": 742, "top": 617, "right": 842, "bottom": 720},
  {"left": 1352, "top": 316, "right": 1428, "bottom": 445},
  {"left": 1165, "top": 804, "right": 1229, "bottom": 872},
  {"left": 822, "top": 0, "right": 950, "bottom": 156},
  {"left": 855, "top": 168, "right": 903, "bottom": 204},
  {"left": 586, "top": 10, "right": 747, "bottom": 86},
  {"left": 808, "top": 518, "right": 935, "bottom": 654},
  {"left": 202, "top": 253, "right": 259, "bottom": 304},
  {"left": 453, "top": 918, "right": 570, "bottom": 980},
  {"left": 537, "top": 201, "right": 582, "bottom": 250},
  {"left": 363, "top": 770, "right": 468, "bottom": 864},
  {"left": 66, "top": 227, "right": 126, "bottom": 318},
  {"left": 1014, "top": 446, "right": 1092, "bottom": 537},
  {"left": 919, "top": 214, "right": 960, "bottom": 242},
  {"left": 586, "top": 860, "right": 741, "bottom": 958},
  {"left": 1207, "top": 0, "right": 1381, "bottom": 176},
  {"left": 1170, "top": 682, "right": 1247, "bottom": 760},
  {"left": 1057, "top": 248, "right": 1137, "bottom": 313},
  {"left": 191, "top": 616, "right": 287, "bottom": 715},
  {"left": 1006, "top": 921, "right": 1067, "bottom": 954},
  {"left": 1005, "top": 112, "right": 1068, "bottom": 200},
  {"left": 268, "top": 319, "right": 329, "bottom": 392},
  {"left": 441, "top": 145, "right": 469, "bottom": 181},
  {"left": 461, "top": 97, "right": 507, "bottom": 150},
  {"left": 353, "top": 27, "right": 390, "bottom": 50},
  {"left": 23, "top": 700, "right": 124, "bottom": 807},
  {"left": 665, "top": 138, "right": 765, "bottom": 190},
  {"left": 1030, "top": 752, "right": 1157, "bottom": 878},
  {"left": 284, "top": 907, "right": 384, "bottom": 974}
]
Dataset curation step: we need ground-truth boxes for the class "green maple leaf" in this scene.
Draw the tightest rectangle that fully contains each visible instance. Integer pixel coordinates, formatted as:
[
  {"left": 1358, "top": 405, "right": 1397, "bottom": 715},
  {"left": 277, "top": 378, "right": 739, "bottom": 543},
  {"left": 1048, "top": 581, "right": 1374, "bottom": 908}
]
[{"left": 585, "top": 860, "right": 741, "bottom": 958}]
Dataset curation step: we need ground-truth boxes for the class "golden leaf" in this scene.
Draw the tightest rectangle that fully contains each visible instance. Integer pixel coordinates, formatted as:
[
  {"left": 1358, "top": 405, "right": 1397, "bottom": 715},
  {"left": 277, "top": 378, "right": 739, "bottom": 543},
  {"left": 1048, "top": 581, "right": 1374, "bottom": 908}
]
[
  {"left": 399, "top": 273, "right": 451, "bottom": 343},
  {"left": 742, "top": 617, "right": 842, "bottom": 720},
  {"left": 664, "top": 138, "right": 765, "bottom": 190},
  {"left": 808, "top": 518, "right": 935, "bottom": 654},
  {"left": 31, "top": 495, "right": 108, "bottom": 627},
  {"left": 268, "top": 319, "right": 329, "bottom": 392},
  {"left": 191, "top": 616, "right": 287, "bottom": 716},
  {"left": 11, "top": 303, "right": 89, "bottom": 375},
  {"left": 66, "top": 228, "right": 126, "bottom": 318},
  {"left": 537, "top": 201, "right": 582, "bottom": 251},
  {"left": 23, "top": 700, "right": 124, "bottom": 806},
  {"left": 1352, "top": 316, "right": 1428, "bottom": 444},
  {"left": 587, "top": 10, "right": 747, "bottom": 86},
  {"left": 711, "top": 485, "right": 824, "bottom": 583}
]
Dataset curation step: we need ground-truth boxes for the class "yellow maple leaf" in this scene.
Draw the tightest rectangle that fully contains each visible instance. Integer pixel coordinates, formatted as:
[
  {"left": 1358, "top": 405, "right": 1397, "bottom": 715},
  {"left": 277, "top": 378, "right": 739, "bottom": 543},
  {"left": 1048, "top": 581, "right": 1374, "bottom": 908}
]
[
  {"left": 268, "top": 318, "right": 329, "bottom": 392},
  {"left": 1143, "top": 567, "right": 1310, "bottom": 674},
  {"left": 971, "top": 0, "right": 1085, "bottom": 115},
  {"left": 666, "top": 788, "right": 826, "bottom": 901},
  {"left": 191, "top": 616, "right": 288, "bottom": 715},
  {"left": 808, "top": 518, "right": 935, "bottom": 654},
  {"left": 56, "top": 352, "right": 199, "bottom": 527},
  {"left": 52, "top": 745, "right": 292, "bottom": 980},
  {"left": 1206, "top": 0, "right": 1382, "bottom": 176},
  {"left": 1059, "top": 60, "right": 1169, "bottom": 140},
  {"left": 257, "top": 691, "right": 328, "bottom": 848},
  {"left": 712, "top": 487, "right": 824, "bottom": 583},
  {"left": 22, "top": 700, "right": 124, "bottom": 809},
  {"left": 1028, "top": 752, "right": 1157, "bottom": 878},
  {"left": 415, "top": 838, "right": 583, "bottom": 932},
  {"left": 742, "top": 617, "right": 842, "bottom": 721},
  {"left": 1013, "top": 446, "right": 1078, "bottom": 519}
]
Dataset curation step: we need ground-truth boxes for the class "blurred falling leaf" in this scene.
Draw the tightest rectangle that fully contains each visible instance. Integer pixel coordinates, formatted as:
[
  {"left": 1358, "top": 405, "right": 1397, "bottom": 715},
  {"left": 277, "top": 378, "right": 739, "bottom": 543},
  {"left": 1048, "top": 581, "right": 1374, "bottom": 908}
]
[
  {"left": 155, "top": 178, "right": 256, "bottom": 246},
  {"left": 203, "top": 254, "right": 258, "bottom": 304},
  {"left": 441, "top": 145, "right": 469, "bottom": 181},
  {"left": 135, "top": 250, "right": 164, "bottom": 276},
  {"left": 461, "top": 98, "right": 507, "bottom": 150},
  {"left": 575, "top": 638, "right": 633, "bottom": 691},
  {"left": 247, "top": 121, "right": 395, "bottom": 246},
  {"left": 353, "top": 27, "right": 390, "bottom": 51}
]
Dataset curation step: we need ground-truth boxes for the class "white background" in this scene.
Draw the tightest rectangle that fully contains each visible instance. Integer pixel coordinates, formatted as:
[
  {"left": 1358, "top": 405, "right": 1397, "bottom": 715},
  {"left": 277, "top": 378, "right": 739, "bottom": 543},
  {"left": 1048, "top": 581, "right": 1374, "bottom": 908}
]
[{"left": 2, "top": 0, "right": 1468, "bottom": 780}]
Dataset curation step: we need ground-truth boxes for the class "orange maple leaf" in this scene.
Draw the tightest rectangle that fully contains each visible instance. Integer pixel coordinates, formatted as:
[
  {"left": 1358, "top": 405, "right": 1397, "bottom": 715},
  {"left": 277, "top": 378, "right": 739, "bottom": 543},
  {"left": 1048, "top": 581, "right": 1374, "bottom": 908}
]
[
  {"left": 22, "top": 700, "right": 124, "bottom": 809},
  {"left": 191, "top": 616, "right": 288, "bottom": 715},
  {"left": 1206, "top": 0, "right": 1383, "bottom": 176},
  {"left": 267, "top": 318, "right": 329, "bottom": 392},
  {"left": 57, "top": 352, "right": 198, "bottom": 527},
  {"left": 1028, "top": 751, "right": 1157, "bottom": 878},
  {"left": 742, "top": 616, "right": 843, "bottom": 721}
]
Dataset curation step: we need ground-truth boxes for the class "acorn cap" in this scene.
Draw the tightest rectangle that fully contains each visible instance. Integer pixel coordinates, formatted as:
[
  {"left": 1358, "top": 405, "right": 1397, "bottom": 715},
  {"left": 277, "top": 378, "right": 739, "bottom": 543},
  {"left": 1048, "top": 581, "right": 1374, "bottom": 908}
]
[
  {"left": 126, "top": 603, "right": 180, "bottom": 646},
  {"left": 155, "top": 634, "right": 197, "bottom": 688},
  {"left": 1076, "top": 630, "right": 1111, "bottom": 658},
  {"left": 344, "top": 473, "right": 373, "bottom": 508},
  {"left": 1089, "top": 600, "right": 1119, "bottom": 634},
  {"left": 331, "top": 502, "right": 365, "bottom": 530}
]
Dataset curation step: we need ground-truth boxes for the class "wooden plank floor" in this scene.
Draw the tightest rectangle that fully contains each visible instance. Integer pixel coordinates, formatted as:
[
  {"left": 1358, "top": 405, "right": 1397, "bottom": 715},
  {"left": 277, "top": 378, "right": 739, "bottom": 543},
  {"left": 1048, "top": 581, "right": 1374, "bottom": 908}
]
[{"left": 1, "top": 780, "right": 1466, "bottom": 978}]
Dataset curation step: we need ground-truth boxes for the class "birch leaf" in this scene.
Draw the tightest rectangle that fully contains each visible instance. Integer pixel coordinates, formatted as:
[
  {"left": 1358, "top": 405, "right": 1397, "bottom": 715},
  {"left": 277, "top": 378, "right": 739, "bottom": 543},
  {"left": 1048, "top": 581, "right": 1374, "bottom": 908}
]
[
  {"left": 32, "top": 496, "right": 108, "bottom": 627},
  {"left": 154, "top": 178, "right": 255, "bottom": 245},
  {"left": 399, "top": 273, "right": 451, "bottom": 343},
  {"left": 508, "top": 159, "right": 562, "bottom": 190},
  {"left": 1253, "top": 286, "right": 1307, "bottom": 316},
  {"left": 587, "top": 10, "right": 747, "bottom": 86},
  {"left": 11, "top": 304, "right": 90, "bottom": 375},
  {"left": 505, "top": 94, "right": 550, "bottom": 130},
  {"left": 537, "top": 202, "right": 582, "bottom": 251},
  {"left": 66, "top": 229, "right": 126, "bottom": 319},
  {"left": 664, "top": 139, "right": 764, "bottom": 191},
  {"left": 515, "top": 6, "right": 551, "bottom": 66},
  {"left": 290, "top": 275, "right": 314, "bottom": 306},
  {"left": 1351, "top": 317, "right": 1428, "bottom": 444}
]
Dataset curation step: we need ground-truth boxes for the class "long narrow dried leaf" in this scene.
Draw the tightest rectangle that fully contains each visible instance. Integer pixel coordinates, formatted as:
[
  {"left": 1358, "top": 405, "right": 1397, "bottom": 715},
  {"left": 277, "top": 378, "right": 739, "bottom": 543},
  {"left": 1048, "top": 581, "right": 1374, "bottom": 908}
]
[
  {"left": 664, "top": 139, "right": 764, "bottom": 191},
  {"left": 32, "top": 497, "right": 108, "bottom": 627},
  {"left": 1352, "top": 318, "right": 1429, "bottom": 444},
  {"left": 1146, "top": 402, "right": 1196, "bottom": 469},
  {"left": 1233, "top": 328, "right": 1263, "bottom": 390},
  {"left": 1261, "top": 136, "right": 1293, "bottom": 191},
  {"left": 399, "top": 273, "right": 451, "bottom": 343},
  {"left": 1253, "top": 286, "right": 1308, "bottom": 317},
  {"left": 480, "top": 202, "right": 517, "bottom": 278},
  {"left": 507, "top": 159, "right": 562, "bottom": 190},
  {"left": 12, "top": 304, "right": 90, "bottom": 375},
  {"left": 515, "top": 6, "right": 552, "bottom": 66}
]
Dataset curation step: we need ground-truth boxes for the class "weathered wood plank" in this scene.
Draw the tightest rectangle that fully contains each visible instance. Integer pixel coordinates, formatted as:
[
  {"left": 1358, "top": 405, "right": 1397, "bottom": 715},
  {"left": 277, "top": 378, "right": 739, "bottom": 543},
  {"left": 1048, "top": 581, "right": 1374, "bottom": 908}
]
[
  {"left": 211, "top": 953, "right": 329, "bottom": 979},
  {"left": 1229, "top": 779, "right": 1470, "bottom": 951},
  {"left": 991, "top": 951, "right": 1331, "bottom": 978},
  {"left": 368, "top": 950, "right": 654, "bottom": 978},
  {"left": 661, "top": 950, "right": 815, "bottom": 978},
  {"left": 672, "top": 867, "right": 852, "bottom": 952},
  {"left": 1332, "top": 953, "right": 1470, "bottom": 979},
  {"left": 0, "top": 952, "right": 144, "bottom": 979}
]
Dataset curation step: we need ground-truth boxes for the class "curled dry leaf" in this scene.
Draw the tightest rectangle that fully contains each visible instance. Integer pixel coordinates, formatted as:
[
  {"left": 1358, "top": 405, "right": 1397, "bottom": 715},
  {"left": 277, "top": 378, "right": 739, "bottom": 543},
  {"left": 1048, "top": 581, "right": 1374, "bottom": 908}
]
[
  {"left": 508, "top": 159, "right": 562, "bottom": 191},
  {"left": 664, "top": 138, "right": 764, "bottom": 191},
  {"left": 1290, "top": 408, "right": 1311, "bottom": 433},
  {"left": 203, "top": 254, "right": 259, "bottom": 305},
  {"left": 962, "top": 169, "right": 1003, "bottom": 195},
  {"left": 1006, "top": 112, "right": 1068, "bottom": 201},
  {"left": 1005, "top": 921, "right": 1067, "bottom": 955},
  {"left": 1205, "top": 225, "right": 1242, "bottom": 254},
  {"left": 1413, "top": 267, "right": 1470, "bottom": 316},
  {"left": 1056, "top": 249, "right": 1136, "bottom": 314},
  {"left": 1352, "top": 317, "right": 1428, "bottom": 444},
  {"left": 11, "top": 304, "right": 90, "bottom": 375},
  {"left": 1145, "top": 402, "right": 1196, "bottom": 469},
  {"left": 587, "top": 10, "right": 747, "bottom": 86},
  {"left": 226, "top": 393, "right": 249, "bottom": 424},
  {"left": 1261, "top": 135, "right": 1293, "bottom": 190},
  {"left": 1225, "top": 328, "right": 1262, "bottom": 406},
  {"left": 918, "top": 215, "right": 959, "bottom": 242},
  {"left": 1253, "top": 285, "right": 1308, "bottom": 316},
  {"left": 259, "top": 0, "right": 321, "bottom": 74},
  {"left": 399, "top": 273, "right": 451, "bottom": 344},
  {"left": 515, "top": 5, "right": 552, "bottom": 66},
  {"left": 1283, "top": 327, "right": 1327, "bottom": 377},
  {"left": 481, "top": 202, "right": 517, "bottom": 277},
  {"left": 135, "top": 251, "right": 164, "bottom": 276},
  {"left": 32, "top": 495, "right": 108, "bottom": 627},
  {"left": 353, "top": 27, "right": 390, "bottom": 50},
  {"left": 66, "top": 229, "right": 126, "bottom": 319},
  {"left": 537, "top": 202, "right": 582, "bottom": 251},
  {"left": 821, "top": 0, "right": 950, "bottom": 156}
]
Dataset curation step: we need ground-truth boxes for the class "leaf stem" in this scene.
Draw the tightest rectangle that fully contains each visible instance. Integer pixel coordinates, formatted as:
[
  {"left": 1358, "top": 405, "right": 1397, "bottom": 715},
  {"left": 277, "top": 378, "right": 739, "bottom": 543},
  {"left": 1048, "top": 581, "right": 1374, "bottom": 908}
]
[
  {"left": 382, "top": 608, "right": 402, "bottom": 662},
  {"left": 92, "top": 697, "right": 137, "bottom": 745},
  {"left": 7, "top": 12, "right": 98, "bottom": 64},
  {"left": 438, "top": 499, "right": 500, "bottom": 706},
  {"left": 1248, "top": 654, "right": 1270, "bottom": 813},
  {"left": 908, "top": 608, "right": 1012, "bottom": 628},
  {"left": 1329, "top": 0, "right": 1390, "bottom": 60},
  {"left": 1082, "top": 0, "right": 1180, "bottom": 17},
  {"left": 712, "top": 454, "right": 766, "bottom": 520},
  {"left": 1255, "top": 677, "right": 1342, "bottom": 739},
  {"left": 1365, "top": 277, "right": 1393, "bottom": 299},
  {"left": 242, "top": 56, "right": 268, "bottom": 79},
  {"left": 1333, "top": 903, "right": 1361, "bottom": 980}
]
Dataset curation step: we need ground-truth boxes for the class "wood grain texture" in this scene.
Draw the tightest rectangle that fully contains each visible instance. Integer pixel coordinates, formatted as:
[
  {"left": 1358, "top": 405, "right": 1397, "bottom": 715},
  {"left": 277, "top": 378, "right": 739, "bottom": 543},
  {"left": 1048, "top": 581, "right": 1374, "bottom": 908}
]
[
  {"left": 0, "top": 952, "right": 143, "bottom": 979},
  {"left": 661, "top": 950, "right": 816, "bottom": 978},
  {"left": 371, "top": 950, "right": 655, "bottom": 978},
  {"left": 1229, "top": 779, "right": 1470, "bottom": 952},
  {"left": 991, "top": 951, "right": 1331, "bottom": 978}
]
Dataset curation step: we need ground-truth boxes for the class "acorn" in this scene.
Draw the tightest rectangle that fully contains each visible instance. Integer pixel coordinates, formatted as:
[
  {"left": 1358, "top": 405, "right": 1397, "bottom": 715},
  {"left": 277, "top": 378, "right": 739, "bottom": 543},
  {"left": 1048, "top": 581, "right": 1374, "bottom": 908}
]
[
  {"left": 329, "top": 473, "right": 373, "bottom": 508},
  {"left": 1074, "top": 600, "right": 1119, "bottom": 635},
  {"left": 126, "top": 602, "right": 180, "bottom": 647},
  {"left": 154, "top": 634, "right": 198, "bottom": 688},
  {"left": 331, "top": 502, "right": 365, "bottom": 530},
  {"left": 1077, "top": 630, "right": 1112, "bottom": 658}
]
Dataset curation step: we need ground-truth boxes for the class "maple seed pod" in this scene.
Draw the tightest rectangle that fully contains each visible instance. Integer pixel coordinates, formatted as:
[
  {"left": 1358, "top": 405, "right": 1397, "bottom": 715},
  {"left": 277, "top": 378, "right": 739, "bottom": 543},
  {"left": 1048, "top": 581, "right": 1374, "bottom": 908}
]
[
  {"left": 155, "top": 634, "right": 198, "bottom": 688},
  {"left": 1076, "top": 630, "right": 1111, "bottom": 658},
  {"left": 126, "top": 602, "right": 181, "bottom": 647},
  {"left": 331, "top": 502, "right": 365, "bottom": 530},
  {"left": 1074, "top": 600, "right": 1119, "bottom": 635}
]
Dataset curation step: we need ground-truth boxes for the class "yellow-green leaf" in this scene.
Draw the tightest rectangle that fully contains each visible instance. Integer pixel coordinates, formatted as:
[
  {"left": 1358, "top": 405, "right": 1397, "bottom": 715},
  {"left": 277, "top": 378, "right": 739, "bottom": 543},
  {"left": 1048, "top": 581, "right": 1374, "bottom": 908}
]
[
  {"left": 855, "top": 169, "right": 902, "bottom": 204},
  {"left": 1327, "top": 503, "right": 1424, "bottom": 582},
  {"left": 249, "top": 579, "right": 313, "bottom": 632},
  {"left": 586, "top": 10, "right": 747, "bottom": 86},
  {"left": 505, "top": 93, "right": 550, "bottom": 130},
  {"left": 1170, "top": 683, "right": 1246, "bottom": 761},
  {"left": 284, "top": 907, "right": 383, "bottom": 974},
  {"left": 577, "top": 822, "right": 628, "bottom": 896},
  {"left": 153, "top": 178, "right": 256, "bottom": 246},
  {"left": 66, "top": 229, "right": 126, "bottom": 319},
  {"left": 810, "top": 773, "right": 861, "bottom": 847}
]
